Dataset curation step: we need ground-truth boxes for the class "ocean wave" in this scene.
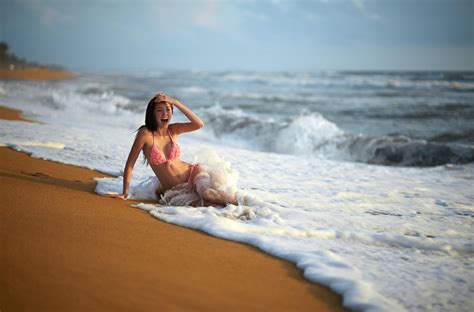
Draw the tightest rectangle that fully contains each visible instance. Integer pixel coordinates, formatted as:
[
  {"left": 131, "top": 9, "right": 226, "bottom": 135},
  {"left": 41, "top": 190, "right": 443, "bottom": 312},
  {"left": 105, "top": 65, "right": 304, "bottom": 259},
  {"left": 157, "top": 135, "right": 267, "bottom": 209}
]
[
  {"left": 200, "top": 106, "right": 345, "bottom": 159},
  {"left": 346, "top": 135, "right": 474, "bottom": 167},
  {"left": 441, "top": 72, "right": 474, "bottom": 82},
  {"left": 200, "top": 106, "right": 474, "bottom": 167},
  {"left": 201, "top": 105, "right": 286, "bottom": 151},
  {"left": 362, "top": 103, "right": 474, "bottom": 120},
  {"left": 338, "top": 72, "right": 474, "bottom": 91},
  {"left": 215, "top": 71, "right": 322, "bottom": 86},
  {"left": 175, "top": 85, "right": 208, "bottom": 95},
  {"left": 214, "top": 71, "right": 474, "bottom": 90},
  {"left": 430, "top": 129, "right": 474, "bottom": 143},
  {"left": 273, "top": 114, "right": 344, "bottom": 157},
  {"left": 216, "top": 90, "right": 321, "bottom": 106}
]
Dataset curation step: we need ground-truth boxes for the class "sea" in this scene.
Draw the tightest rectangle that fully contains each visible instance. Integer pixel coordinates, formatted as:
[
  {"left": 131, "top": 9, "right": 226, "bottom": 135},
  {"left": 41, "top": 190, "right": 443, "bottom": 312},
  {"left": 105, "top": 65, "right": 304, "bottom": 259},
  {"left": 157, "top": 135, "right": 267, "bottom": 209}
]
[{"left": 1, "top": 70, "right": 473, "bottom": 311}]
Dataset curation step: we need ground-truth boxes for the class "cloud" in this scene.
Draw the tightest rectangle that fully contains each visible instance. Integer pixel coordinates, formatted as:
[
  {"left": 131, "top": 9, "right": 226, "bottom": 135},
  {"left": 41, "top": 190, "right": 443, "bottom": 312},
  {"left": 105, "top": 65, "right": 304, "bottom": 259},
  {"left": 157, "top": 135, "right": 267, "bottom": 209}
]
[
  {"left": 152, "top": 0, "right": 222, "bottom": 32},
  {"left": 193, "top": 0, "right": 220, "bottom": 29},
  {"left": 351, "top": 0, "right": 381, "bottom": 20},
  {"left": 18, "top": 0, "right": 68, "bottom": 26}
]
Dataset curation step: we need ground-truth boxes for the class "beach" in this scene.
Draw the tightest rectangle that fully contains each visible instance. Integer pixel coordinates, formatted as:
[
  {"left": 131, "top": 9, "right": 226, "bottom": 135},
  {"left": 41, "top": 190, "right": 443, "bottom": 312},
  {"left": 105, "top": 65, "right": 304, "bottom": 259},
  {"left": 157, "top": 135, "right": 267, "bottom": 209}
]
[
  {"left": 1, "top": 70, "right": 472, "bottom": 311},
  {"left": 0, "top": 67, "right": 75, "bottom": 80},
  {"left": 2, "top": 1, "right": 472, "bottom": 309},
  {"left": 0, "top": 105, "right": 347, "bottom": 311}
]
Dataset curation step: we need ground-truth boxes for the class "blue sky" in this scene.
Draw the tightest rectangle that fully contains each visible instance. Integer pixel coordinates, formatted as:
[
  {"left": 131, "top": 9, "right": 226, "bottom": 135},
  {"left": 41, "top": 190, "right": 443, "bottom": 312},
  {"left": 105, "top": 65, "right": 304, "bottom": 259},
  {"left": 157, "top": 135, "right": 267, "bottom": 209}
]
[{"left": 1, "top": 0, "right": 473, "bottom": 71}]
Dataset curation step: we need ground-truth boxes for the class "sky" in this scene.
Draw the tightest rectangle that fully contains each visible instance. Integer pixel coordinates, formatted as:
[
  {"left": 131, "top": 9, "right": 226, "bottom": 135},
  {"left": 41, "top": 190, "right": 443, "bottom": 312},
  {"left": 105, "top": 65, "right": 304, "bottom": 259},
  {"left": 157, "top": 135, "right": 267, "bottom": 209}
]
[{"left": 1, "top": 0, "right": 473, "bottom": 71}]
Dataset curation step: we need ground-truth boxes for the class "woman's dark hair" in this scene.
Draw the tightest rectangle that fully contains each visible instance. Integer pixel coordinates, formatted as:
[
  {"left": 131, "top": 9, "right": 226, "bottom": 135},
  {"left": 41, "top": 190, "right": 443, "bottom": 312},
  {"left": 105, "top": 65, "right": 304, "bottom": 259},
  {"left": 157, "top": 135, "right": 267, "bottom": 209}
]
[{"left": 140, "top": 96, "right": 158, "bottom": 131}]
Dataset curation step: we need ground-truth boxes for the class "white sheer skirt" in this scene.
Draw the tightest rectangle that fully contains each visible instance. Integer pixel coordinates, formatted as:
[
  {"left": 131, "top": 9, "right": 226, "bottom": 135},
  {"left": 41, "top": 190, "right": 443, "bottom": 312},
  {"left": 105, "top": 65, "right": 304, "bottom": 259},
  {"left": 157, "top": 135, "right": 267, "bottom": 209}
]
[{"left": 158, "top": 172, "right": 211, "bottom": 207}]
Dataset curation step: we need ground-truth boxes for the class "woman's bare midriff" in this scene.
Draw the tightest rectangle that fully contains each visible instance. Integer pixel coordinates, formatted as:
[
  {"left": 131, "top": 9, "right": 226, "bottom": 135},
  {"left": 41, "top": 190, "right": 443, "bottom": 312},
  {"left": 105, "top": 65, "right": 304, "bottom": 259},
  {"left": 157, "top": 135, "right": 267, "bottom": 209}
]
[{"left": 150, "top": 160, "right": 192, "bottom": 191}]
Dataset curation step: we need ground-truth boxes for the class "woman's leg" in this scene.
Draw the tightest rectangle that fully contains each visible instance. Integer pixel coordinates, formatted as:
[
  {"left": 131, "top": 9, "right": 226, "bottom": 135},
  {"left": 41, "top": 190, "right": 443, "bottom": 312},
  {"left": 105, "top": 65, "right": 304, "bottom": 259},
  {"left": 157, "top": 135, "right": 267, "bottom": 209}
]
[{"left": 191, "top": 166, "right": 237, "bottom": 206}]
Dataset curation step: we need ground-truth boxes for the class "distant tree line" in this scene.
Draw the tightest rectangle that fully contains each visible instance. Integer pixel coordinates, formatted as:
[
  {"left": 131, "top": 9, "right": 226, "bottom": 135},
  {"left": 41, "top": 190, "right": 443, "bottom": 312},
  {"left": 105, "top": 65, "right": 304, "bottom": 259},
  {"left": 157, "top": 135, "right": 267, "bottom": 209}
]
[{"left": 0, "top": 41, "right": 61, "bottom": 70}]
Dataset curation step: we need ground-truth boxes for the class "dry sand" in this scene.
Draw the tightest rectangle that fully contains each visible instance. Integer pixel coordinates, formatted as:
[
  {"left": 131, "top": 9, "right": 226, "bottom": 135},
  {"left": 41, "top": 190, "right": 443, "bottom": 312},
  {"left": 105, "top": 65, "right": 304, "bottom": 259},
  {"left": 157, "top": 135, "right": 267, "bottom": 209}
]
[
  {"left": 0, "top": 67, "right": 75, "bottom": 80},
  {"left": 0, "top": 106, "right": 348, "bottom": 311}
]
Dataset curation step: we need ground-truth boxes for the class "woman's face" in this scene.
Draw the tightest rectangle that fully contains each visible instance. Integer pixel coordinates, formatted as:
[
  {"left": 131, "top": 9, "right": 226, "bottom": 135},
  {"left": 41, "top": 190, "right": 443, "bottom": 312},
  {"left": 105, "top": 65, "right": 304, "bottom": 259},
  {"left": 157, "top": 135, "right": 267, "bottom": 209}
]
[{"left": 154, "top": 101, "right": 173, "bottom": 127}]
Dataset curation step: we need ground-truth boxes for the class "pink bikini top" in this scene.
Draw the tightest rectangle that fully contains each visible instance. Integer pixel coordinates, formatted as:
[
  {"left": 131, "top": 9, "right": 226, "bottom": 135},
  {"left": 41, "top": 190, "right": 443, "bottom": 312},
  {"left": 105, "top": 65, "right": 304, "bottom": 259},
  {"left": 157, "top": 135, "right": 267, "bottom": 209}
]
[{"left": 150, "top": 129, "right": 181, "bottom": 165}]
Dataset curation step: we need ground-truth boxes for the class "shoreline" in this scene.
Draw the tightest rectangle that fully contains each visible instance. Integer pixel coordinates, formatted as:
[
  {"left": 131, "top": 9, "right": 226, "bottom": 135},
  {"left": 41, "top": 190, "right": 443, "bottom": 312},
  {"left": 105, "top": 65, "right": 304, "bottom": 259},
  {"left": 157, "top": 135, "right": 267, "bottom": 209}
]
[
  {"left": 0, "top": 105, "right": 33, "bottom": 122},
  {"left": 0, "top": 105, "right": 348, "bottom": 311},
  {"left": 0, "top": 67, "right": 76, "bottom": 80}
]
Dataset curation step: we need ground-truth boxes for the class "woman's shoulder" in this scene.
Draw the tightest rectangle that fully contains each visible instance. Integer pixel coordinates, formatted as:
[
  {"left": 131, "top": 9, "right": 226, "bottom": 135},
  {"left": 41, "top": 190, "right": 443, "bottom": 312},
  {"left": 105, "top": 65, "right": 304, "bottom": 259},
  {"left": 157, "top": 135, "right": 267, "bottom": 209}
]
[
  {"left": 168, "top": 123, "right": 184, "bottom": 137},
  {"left": 136, "top": 126, "right": 153, "bottom": 141}
]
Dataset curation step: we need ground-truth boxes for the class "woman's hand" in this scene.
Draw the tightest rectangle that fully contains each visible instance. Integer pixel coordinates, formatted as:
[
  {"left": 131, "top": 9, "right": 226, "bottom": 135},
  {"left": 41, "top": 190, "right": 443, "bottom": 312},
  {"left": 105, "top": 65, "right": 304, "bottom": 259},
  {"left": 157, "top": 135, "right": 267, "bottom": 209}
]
[
  {"left": 105, "top": 192, "right": 129, "bottom": 200},
  {"left": 155, "top": 92, "right": 177, "bottom": 106}
]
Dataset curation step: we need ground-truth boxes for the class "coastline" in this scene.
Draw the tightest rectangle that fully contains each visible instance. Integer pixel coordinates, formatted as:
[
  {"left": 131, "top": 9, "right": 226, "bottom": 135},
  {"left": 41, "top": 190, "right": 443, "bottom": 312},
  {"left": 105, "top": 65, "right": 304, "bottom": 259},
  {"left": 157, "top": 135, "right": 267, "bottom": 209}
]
[
  {"left": 0, "top": 67, "right": 76, "bottom": 80},
  {"left": 0, "top": 105, "right": 33, "bottom": 122},
  {"left": 0, "top": 106, "right": 348, "bottom": 311}
]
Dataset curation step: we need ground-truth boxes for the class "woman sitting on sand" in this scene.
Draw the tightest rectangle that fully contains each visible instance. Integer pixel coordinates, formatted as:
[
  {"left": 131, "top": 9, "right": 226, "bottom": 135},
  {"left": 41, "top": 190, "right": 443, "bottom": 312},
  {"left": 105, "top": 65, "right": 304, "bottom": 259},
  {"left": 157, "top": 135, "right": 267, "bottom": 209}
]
[{"left": 115, "top": 92, "right": 237, "bottom": 207}]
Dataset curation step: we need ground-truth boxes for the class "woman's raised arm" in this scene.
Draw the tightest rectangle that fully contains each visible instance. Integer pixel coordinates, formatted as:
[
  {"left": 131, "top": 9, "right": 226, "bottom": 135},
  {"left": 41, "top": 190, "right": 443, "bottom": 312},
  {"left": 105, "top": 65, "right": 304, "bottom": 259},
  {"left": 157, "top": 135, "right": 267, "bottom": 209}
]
[{"left": 156, "top": 93, "right": 204, "bottom": 135}]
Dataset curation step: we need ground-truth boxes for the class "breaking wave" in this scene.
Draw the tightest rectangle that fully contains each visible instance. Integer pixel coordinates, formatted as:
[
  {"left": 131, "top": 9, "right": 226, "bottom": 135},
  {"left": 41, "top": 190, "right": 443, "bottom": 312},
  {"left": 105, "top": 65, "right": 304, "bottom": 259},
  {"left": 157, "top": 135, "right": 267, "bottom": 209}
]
[{"left": 201, "top": 106, "right": 474, "bottom": 167}]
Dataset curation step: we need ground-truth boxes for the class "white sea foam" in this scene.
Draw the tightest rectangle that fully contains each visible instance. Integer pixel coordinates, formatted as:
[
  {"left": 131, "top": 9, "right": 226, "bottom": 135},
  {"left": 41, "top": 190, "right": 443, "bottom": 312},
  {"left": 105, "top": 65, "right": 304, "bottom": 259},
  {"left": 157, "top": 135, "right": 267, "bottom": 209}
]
[
  {"left": 1, "top": 75, "right": 473, "bottom": 312},
  {"left": 275, "top": 113, "right": 344, "bottom": 157},
  {"left": 1, "top": 140, "right": 65, "bottom": 149},
  {"left": 176, "top": 85, "right": 208, "bottom": 95}
]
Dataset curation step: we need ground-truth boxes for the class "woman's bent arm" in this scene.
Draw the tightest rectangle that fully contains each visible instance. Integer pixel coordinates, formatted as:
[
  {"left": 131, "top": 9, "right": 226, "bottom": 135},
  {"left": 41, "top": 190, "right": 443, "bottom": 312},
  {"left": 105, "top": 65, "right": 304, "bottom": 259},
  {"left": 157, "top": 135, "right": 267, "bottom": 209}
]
[
  {"left": 173, "top": 99, "right": 205, "bottom": 132},
  {"left": 122, "top": 129, "right": 147, "bottom": 196}
]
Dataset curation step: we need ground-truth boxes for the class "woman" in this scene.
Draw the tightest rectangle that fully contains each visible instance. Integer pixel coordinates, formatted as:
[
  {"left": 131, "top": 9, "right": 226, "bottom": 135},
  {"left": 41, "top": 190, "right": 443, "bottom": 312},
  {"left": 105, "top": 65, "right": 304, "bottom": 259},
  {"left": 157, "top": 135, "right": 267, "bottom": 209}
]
[{"left": 115, "top": 92, "right": 237, "bottom": 207}]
